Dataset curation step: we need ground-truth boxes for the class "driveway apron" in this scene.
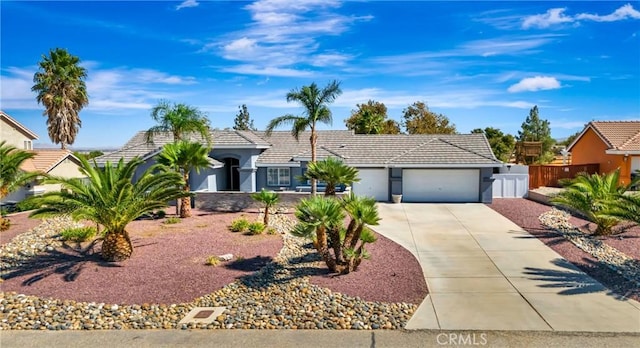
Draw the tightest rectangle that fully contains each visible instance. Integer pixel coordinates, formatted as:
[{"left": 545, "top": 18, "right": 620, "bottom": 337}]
[{"left": 374, "top": 203, "right": 640, "bottom": 332}]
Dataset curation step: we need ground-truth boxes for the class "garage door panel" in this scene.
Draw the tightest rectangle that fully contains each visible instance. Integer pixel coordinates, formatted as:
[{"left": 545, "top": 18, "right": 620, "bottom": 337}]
[
  {"left": 403, "top": 169, "right": 479, "bottom": 202},
  {"left": 353, "top": 169, "right": 388, "bottom": 201}
]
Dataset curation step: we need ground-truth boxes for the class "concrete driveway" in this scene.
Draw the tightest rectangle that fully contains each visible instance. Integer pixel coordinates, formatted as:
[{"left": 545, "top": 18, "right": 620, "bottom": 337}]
[{"left": 373, "top": 203, "right": 640, "bottom": 332}]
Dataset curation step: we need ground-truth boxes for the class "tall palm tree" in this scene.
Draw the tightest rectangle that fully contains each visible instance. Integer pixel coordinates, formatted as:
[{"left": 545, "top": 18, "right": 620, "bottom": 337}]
[
  {"left": 32, "top": 48, "right": 88, "bottom": 149},
  {"left": 552, "top": 170, "right": 629, "bottom": 235},
  {"left": 145, "top": 101, "right": 212, "bottom": 145},
  {"left": 251, "top": 189, "right": 280, "bottom": 226},
  {"left": 29, "top": 157, "right": 187, "bottom": 261},
  {"left": 0, "top": 141, "right": 38, "bottom": 230},
  {"left": 156, "top": 141, "right": 211, "bottom": 218},
  {"left": 265, "top": 80, "right": 342, "bottom": 195},
  {"left": 302, "top": 157, "right": 360, "bottom": 196}
]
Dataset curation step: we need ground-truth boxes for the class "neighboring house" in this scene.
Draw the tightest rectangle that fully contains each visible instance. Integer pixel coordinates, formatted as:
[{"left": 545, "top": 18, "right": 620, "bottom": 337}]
[
  {"left": 0, "top": 111, "right": 87, "bottom": 204},
  {"left": 97, "top": 130, "right": 503, "bottom": 203},
  {"left": 567, "top": 121, "right": 640, "bottom": 185},
  {"left": 1, "top": 110, "right": 38, "bottom": 150}
]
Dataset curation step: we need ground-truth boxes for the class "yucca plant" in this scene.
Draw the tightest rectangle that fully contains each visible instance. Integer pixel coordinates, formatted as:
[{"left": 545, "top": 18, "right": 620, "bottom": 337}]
[
  {"left": 551, "top": 169, "right": 629, "bottom": 235},
  {"left": 292, "top": 193, "right": 379, "bottom": 274},
  {"left": 251, "top": 189, "right": 280, "bottom": 226},
  {"left": 29, "top": 157, "right": 187, "bottom": 261},
  {"left": 301, "top": 157, "right": 360, "bottom": 196}
]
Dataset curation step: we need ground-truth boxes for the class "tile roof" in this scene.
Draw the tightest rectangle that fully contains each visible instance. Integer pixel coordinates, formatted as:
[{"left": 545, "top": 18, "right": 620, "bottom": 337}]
[
  {"left": 571, "top": 121, "right": 640, "bottom": 152},
  {"left": 20, "top": 149, "right": 78, "bottom": 173},
  {"left": 0, "top": 111, "right": 39, "bottom": 140}
]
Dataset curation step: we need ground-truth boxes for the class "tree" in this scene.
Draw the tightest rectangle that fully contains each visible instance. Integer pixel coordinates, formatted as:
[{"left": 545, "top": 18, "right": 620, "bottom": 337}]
[
  {"left": 517, "top": 106, "right": 554, "bottom": 164},
  {"left": 344, "top": 100, "right": 400, "bottom": 134},
  {"left": 302, "top": 157, "right": 360, "bottom": 196},
  {"left": 32, "top": 48, "right": 88, "bottom": 149},
  {"left": 145, "top": 101, "right": 212, "bottom": 145},
  {"left": 0, "top": 141, "right": 38, "bottom": 230},
  {"left": 551, "top": 170, "right": 630, "bottom": 235},
  {"left": 402, "top": 101, "right": 456, "bottom": 134},
  {"left": 233, "top": 104, "right": 256, "bottom": 131},
  {"left": 251, "top": 189, "right": 280, "bottom": 226},
  {"left": 608, "top": 193, "right": 640, "bottom": 225},
  {"left": 292, "top": 193, "right": 379, "bottom": 274},
  {"left": 29, "top": 157, "right": 187, "bottom": 261},
  {"left": 156, "top": 141, "right": 211, "bottom": 218},
  {"left": 557, "top": 129, "right": 583, "bottom": 147},
  {"left": 471, "top": 127, "right": 516, "bottom": 162},
  {"left": 265, "top": 80, "right": 342, "bottom": 195}
]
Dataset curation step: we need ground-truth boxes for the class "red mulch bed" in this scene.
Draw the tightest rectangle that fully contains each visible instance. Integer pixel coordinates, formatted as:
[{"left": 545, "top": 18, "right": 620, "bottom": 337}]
[
  {"left": 1, "top": 212, "right": 42, "bottom": 244},
  {"left": 488, "top": 198, "right": 640, "bottom": 301},
  {"left": 1, "top": 209, "right": 428, "bottom": 305}
]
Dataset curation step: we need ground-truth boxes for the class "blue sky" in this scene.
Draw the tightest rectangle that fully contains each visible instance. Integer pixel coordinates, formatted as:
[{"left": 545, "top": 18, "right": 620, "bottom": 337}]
[{"left": 1, "top": 1, "right": 639, "bottom": 148}]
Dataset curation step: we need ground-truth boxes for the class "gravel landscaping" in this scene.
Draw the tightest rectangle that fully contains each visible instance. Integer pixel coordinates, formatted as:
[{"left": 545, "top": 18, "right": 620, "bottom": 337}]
[
  {"left": 489, "top": 198, "right": 640, "bottom": 302},
  {"left": 0, "top": 209, "right": 426, "bottom": 330}
]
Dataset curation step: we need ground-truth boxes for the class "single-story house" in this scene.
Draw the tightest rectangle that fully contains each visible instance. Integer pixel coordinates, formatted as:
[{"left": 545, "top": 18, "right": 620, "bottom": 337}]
[
  {"left": 567, "top": 121, "right": 640, "bottom": 185},
  {"left": 97, "top": 130, "right": 503, "bottom": 203},
  {"left": 1, "top": 111, "right": 87, "bottom": 204}
]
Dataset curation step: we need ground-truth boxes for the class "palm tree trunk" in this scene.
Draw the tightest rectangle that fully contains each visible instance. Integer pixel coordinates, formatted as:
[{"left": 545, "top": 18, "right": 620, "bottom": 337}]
[
  {"left": 264, "top": 206, "right": 270, "bottom": 226},
  {"left": 316, "top": 225, "right": 337, "bottom": 272},
  {"left": 101, "top": 231, "right": 133, "bottom": 262},
  {"left": 180, "top": 172, "right": 191, "bottom": 218},
  {"left": 310, "top": 130, "right": 318, "bottom": 196}
]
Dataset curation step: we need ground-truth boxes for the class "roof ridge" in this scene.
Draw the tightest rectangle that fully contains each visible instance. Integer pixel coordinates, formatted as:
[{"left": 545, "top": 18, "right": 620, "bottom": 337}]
[
  {"left": 438, "top": 137, "right": 501, "bottom": 162},
  {"left": 588, "top": 122, "right": 614, "bottom": 148},
  {"left": 385, "top": 137, "right": 437, "bottom": 164},
  {"left": 318, "top": 145, "right": 346, "bottom": 159},
  {"left": 619, "top": 128, "right": 640, "bottom": 150}
]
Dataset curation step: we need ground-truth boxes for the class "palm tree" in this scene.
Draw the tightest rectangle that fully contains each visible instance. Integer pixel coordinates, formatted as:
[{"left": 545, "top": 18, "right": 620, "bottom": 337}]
[
  {"left": 251, "top": 189, "right": 280, "bottom": 226},
  {"left": 292, "top": 193, "right": 379, "bottom": 274},
  {"left": 32, "top": 48, "right": 88, "bottom": 149},
  {"left": 29, "top": 157, "right": 187, "bottom": 261},
  {"left": 552, "top": 170, "right": 629, "bottom": 235},
  {"left": 265, "top": 81, "right": 342, "bottom": 195},
  {"left": 302, "top": 157, "right": 360, "bottom": 196},
  {"left": 145, "top": 101, "right": 212, "bottom": 145},
  {"left": 608, "top": 193, "right": 640, "bottom": 225},
  {"left": 0, "top": 141, "right": 38, "bottom": 230},
  {"left": 156, "top": 141, "right": 211, "bottom": 218}
]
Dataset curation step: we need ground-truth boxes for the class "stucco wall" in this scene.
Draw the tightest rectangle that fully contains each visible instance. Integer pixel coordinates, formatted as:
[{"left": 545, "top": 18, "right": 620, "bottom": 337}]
[
  {"left": 571, "top": 128, "right": 631, "bottom": 184},
  {"left": 48, "top": 158, "right": 86, "bottom": 178},
  {"left": 0, "top": 119, "right": 33, "bottom": 149}
]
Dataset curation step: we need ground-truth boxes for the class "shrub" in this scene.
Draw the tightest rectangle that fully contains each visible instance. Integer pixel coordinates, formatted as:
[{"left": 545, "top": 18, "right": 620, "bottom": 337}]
[
  {"left": 229, "top": 217, "right": 250, "bottom": 232},
  {"left": 251, "top": 189, "right": 280, "bottom": 226},
  {"left": 266, "top": 227, "right": 278, "bottom": 235},
  {"left": 205, "top": 255, "right": 221, "bottom": 266},
  {"left": 16, "top": 199, "right": 40, "bottom": 212},
  {"left": 155, "top": 210, "right": 166, "bottom": 219},
  {"left": 164, "top": 217, "right": 181, "bottom": 225},
  {"left": 248, "top": 221, "right": 266, "bottom": 235},
  {"left": 60, "top": 226, "right": 97, "bottom": 242},
  {"left": 0, "top": 218, "right": 11, "bottom": 232}
]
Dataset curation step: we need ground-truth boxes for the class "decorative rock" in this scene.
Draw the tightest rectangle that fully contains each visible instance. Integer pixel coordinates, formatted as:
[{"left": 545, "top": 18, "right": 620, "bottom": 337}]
[{"left": 218, "top": 254, "right": 233, "bottom": 261}]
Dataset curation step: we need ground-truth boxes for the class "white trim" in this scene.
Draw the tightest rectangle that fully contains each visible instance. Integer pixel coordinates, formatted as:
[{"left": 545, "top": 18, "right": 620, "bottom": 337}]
[
  {"left": 256, "top": 163, "right": 301, "bottom": 168},
  {"left": 605, "top": 150, "right": 640, "bottom": 155},
  {"left": 349, "top": 163, "right": 500, "bottom": 168},
  {"left": 214, "top": 145, "right": 270, "bottom": 149}
]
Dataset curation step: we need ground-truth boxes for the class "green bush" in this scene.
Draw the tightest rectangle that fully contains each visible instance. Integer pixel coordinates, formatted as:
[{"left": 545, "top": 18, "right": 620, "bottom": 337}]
[
  {"left": 229, "top": 217, "right": 250, "bottom": 232},
  {"left": 164, "top": 217, "right": 180, "bottom": 224},
  {"left": 248, "top": 221, "right": 266, "bottom": 235},
  {"left": 16, "top": 199, "right": 40, "bottom": 212},
  {"left": 266, "top": 227, "right": 278, "bottom": 235},
  {"left": 155, "top": 210, "right": 166, "bottom": 219},
  {"left": 205, "top": 255, "right": 221, "bottom": 266},
  {"left": 60, "top": 226, "right": 97, "bottom": 242}
]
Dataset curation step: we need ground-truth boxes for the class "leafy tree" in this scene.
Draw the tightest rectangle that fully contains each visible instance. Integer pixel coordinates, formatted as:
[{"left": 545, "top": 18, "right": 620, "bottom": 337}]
[
  {"left": 292, "top": 193, "right": 379, "bottom": 274},
  {"left": 471, "top": 127, "right": 516, "bottom": 162},
  {"left": 344, "top": 100, "right": 400, "bottom": 134},
  {"left": 265, "top": 80, "right": 342, "bottom": 195},
  {"left": 251, "top": 189, "right": 280, "bottom": 226},
  {"left": 0, "top": 141, "right": 39, "bottom": 230},
  {"left": 32, "top": 48, "right": 88, "bottom": 149},
  {"left": 156, "top": 141, "right": 211, "bottom": 218},
  {"left": 557, "top": 129, "right": 583, "bottom": 147},
  {"left": 302, "top": 157, "right": 360, "bottom": 196},
  {"left": 29, "top": 157, "right": 187, "bottom": 261},
  {"left": 145, "top": 100, "right": 212, "bottom": 145},
  {"left": 517, "top": 105, "right": 554, "bottom": 164},
  {"left": 551, "top": 170, "right": 630, "bottom": 235},
  {"left": 73, "top": 150, "right": 104, "bottom": 161},
  {"left": 233, "top": 104, "right": 256, "bottom": 131},
  {"left": 402, "top": 101, "right": 456, "bottom": 134}
]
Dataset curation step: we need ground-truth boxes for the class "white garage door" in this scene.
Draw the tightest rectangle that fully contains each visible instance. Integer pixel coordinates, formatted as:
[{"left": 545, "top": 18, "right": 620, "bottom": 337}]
[
  {"left": 352, "top": 168, "right": 388, "bottom": 201},
  {"left": 403, "top": 169, "right": 480, "bottom": 202}
]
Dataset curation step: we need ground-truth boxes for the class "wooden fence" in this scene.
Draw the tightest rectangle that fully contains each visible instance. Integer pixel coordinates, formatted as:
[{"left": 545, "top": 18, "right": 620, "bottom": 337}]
[{"left": 529, "top": 163, "right": 599, "bottom": 189}]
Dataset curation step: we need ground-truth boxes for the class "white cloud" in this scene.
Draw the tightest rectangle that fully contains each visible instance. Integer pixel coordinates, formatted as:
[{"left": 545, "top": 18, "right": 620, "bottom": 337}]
[
  {"left": 523, "top": 4, "right": 640, "bottom": 29},
  {"left": 576, "top": 4, "right": 640, "bottom": 22},
  {"left": 508, "top": 76, "right": 561, "bottom": 93},
  {"left": 220, "top": 65, "right": 314, "bottom": 77},
  {"left": 176, "top": 0, "right": 199, "bottom": 11}
]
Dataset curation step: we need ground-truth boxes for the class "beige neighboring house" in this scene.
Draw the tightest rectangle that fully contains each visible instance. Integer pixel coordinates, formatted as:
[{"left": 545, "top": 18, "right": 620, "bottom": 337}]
[{"left": 0, "top": 111, "right": 86, "bottom": 204}]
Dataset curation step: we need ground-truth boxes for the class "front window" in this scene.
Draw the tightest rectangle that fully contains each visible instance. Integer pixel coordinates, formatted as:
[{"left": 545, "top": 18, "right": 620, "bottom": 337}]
[
  {"left": 267, "top": 167, "right": 290, "bottom": 186},
  {"left": 24, "top": 140, "right": 32, "bottom": 150}
]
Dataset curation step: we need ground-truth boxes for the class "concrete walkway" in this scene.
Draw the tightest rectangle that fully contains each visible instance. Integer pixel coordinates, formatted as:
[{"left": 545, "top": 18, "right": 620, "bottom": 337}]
[{"left": 374, "top": 203, "right": 640, "bottom": 332}]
